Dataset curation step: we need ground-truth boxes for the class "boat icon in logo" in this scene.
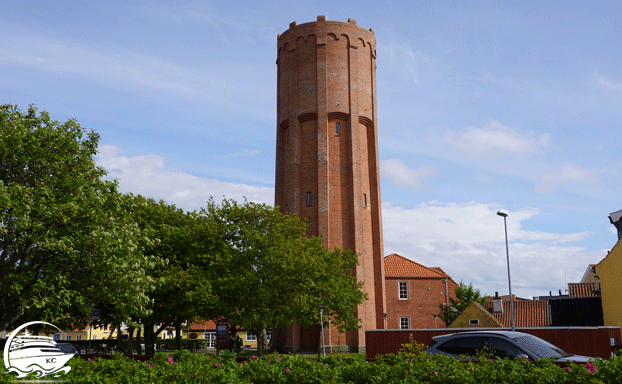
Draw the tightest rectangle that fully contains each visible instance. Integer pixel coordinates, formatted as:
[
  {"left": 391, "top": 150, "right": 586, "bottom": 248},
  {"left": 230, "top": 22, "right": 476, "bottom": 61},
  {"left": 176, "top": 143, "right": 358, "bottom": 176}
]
[{"left": 3, "top": 321, "right": 75, "bottom": 378}]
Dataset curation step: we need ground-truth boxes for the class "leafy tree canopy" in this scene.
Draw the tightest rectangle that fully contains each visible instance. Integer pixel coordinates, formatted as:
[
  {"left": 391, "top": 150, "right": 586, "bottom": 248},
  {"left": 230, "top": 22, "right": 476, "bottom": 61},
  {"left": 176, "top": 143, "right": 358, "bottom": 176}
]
[
  {"left": 197, "top": 198, "right": 367, "bottom": 354},
  {"left": 123, "top": 196, "right": 214, "bottom": 355},
  {"left": 0, "top": 104, "right": 159, "bottom": 330},
  {"left": 439, "top": 281, "right": 486, "bottom": 326}
]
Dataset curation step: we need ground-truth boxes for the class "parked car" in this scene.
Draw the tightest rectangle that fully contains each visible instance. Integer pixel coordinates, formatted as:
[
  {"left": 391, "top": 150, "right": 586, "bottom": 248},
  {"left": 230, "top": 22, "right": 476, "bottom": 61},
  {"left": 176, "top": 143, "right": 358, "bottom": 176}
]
[
  {"left": 56, "top": 343, "right": 78, "bottom": 354},
  {"left": 426, "top": 331, "right": 593, "bottom": 362}
]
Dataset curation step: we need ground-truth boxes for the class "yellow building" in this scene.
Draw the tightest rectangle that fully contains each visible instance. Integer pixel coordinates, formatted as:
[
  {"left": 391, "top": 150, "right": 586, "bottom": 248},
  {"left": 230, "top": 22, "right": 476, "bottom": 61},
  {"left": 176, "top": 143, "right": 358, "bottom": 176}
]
[
  {"left": 595, "top": 240, "right": 622, "bottom": 330},
  {"left": 55, "top": 328, "right": 89, "bottom": 342},
  {"left": 448, "top": 302, "right": 503, "bottom": 328},
  {"left": 184, "top": 321, "right": 271, "bottom": 351}
]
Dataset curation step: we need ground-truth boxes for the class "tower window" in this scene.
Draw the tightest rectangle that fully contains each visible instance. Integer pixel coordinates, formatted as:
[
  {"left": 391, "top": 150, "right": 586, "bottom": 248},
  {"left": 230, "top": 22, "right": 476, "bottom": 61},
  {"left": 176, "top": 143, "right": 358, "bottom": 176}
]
[
  {"left": 363, "top": 194, "right": 367, "bottom": 208},
  {"left": 335, "top": 122, "right": 341, "bottom": 136},
  {"left": 306, "top": 192, "right": 312, "bottom": 206}
]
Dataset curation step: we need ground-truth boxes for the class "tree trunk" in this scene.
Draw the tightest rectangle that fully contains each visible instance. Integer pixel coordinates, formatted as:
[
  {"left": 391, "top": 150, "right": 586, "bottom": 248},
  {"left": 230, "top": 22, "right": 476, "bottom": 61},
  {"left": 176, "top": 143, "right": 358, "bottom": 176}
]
[
  {"left": 175, "top": 325, "right": 182, "bottom": 350},
  {"left": 144, "top": 322, "right": 156, "bottom": 355},
  {"left": 257, "top": 325, "right": 266, "bottom": 356},
  {"left": 127, "top": 327, "right": 135, "bottom": 354},
  {"left": 115, "top": 323, "right": 123, "bottom": 353},
  {"left": 136, "top": 326, "right": 142, "bottom": 355}
]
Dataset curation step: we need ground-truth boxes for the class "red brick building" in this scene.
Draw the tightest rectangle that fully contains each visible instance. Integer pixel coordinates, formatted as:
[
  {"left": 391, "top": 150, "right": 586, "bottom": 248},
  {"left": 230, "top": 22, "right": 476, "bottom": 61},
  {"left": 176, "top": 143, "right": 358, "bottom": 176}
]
[
  {"left": 384, "top": 253, "right": 458, "bottom": 329},
  {"left": 274, "top": 16, "right": 385, "bottom": 352}
]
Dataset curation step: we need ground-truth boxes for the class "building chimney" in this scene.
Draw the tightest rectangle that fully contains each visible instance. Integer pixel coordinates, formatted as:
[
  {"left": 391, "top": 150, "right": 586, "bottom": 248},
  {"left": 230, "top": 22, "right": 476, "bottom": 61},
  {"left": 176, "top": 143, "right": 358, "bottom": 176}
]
[
  {"left": 609, "top": 209, "right": 622, "bottom": 240},
  {"left": 492, "top": 292, "right": 503, "bottom": 314}
]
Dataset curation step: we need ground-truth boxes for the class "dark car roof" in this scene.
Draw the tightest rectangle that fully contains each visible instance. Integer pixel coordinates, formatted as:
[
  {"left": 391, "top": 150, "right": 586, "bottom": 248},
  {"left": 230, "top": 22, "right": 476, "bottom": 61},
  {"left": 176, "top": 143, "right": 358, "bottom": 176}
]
[{"left": 432, "top": 331, "right": 531, "bottom": 341}]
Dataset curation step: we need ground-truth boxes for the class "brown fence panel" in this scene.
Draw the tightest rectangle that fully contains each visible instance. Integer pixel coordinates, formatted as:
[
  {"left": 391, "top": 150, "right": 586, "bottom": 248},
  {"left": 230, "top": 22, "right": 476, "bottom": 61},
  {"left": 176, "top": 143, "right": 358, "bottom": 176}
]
[{"left": 365, "top": 327, "right": 620, "bottom": 360}]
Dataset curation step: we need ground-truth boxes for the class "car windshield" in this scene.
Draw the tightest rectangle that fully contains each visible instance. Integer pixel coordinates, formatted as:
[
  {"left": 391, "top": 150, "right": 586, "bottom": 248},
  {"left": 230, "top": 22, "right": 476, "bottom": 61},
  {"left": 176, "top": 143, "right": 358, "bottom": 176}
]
[{"left": 514, "top": 335, "right": 572, "bottom": 358}]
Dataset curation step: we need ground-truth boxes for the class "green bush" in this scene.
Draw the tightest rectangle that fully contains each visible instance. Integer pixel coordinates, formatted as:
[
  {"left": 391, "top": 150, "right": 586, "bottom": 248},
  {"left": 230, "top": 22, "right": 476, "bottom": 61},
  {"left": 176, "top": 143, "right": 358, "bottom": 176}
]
[{"left": 2, "top": 350, "right": 622, "bottom": 383}]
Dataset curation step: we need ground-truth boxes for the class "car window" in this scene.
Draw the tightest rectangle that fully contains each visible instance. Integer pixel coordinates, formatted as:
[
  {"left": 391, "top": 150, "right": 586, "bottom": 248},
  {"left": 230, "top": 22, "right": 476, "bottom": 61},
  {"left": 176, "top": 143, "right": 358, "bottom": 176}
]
[
  {"left": 486, "top": 337, "right": 528, "bottom": 359},
  {"left": 437, "top": 336, "right": 487, "bottom": 356},
  {"left": 57, "top": 343, "right": 78, "bottom": 353},
  {"left": 514, "top": 335, "right": 571, "bottom": 359}
]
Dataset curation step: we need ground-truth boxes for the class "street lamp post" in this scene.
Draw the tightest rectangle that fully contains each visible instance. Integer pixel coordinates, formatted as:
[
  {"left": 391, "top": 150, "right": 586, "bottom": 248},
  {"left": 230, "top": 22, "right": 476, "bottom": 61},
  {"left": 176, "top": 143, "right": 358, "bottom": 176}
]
[{"left": 497, "top": 210, "right": 515, "bottom": 332}]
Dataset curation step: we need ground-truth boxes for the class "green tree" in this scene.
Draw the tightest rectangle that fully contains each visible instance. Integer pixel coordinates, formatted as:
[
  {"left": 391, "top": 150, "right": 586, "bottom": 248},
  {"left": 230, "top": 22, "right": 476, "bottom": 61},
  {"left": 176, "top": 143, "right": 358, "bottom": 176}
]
[
  {"left": 439, "top": 281, "right": 486, "bottom": 326},
  {"left": 0, "top": 104, "right": 159, "bottom": 330},
  {"left": 128, "top": 196, "right": 214, "bottom": 355},
  {"left": 197, "top": 198, "right": 367, "bottom": 355}
]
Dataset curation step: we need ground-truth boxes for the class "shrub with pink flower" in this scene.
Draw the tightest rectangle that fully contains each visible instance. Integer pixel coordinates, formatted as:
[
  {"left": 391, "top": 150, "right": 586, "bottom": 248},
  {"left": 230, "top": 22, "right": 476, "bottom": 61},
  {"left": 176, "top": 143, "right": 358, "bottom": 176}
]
[{"left": 586, "top": 362, "right": 597, "bottom": 373}]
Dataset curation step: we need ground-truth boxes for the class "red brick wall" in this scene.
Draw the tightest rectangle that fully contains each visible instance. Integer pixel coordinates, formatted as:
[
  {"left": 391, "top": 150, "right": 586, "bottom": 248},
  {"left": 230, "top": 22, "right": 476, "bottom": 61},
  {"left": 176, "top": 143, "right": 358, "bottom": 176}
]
[
  {"left": 274, "top": 16, "right": 385, "bottom": 352},
  {"left": 385, "top": 277, "right": 451, "bottom": 329}
]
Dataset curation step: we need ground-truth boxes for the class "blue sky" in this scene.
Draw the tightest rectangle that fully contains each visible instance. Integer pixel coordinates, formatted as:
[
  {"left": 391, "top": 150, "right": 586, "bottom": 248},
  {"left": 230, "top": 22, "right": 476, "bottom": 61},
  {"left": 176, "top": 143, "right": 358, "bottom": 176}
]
[{"left": 2, "top": 0, "right": 622, "bottom": 300}]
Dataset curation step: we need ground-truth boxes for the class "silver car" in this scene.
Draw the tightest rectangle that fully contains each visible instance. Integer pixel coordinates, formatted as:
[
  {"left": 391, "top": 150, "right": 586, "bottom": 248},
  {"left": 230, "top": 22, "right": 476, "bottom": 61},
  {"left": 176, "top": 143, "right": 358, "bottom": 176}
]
[{"left": 426, "top": 331, "right": 593, "bottom": 362}]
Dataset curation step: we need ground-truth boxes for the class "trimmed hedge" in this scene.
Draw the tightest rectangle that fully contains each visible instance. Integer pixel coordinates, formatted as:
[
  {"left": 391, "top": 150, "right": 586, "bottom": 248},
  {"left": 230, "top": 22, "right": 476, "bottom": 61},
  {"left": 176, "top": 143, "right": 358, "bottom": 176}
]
[
  {"left": 0, "top": 337, "right": 206, "bottom": 354},
  {"left": 2, "top": 345, "right": 621, "bottom": 383}
]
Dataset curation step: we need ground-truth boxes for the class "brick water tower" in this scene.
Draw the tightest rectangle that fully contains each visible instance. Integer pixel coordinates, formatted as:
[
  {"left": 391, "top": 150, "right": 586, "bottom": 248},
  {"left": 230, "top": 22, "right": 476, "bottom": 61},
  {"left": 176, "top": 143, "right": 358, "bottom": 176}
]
[{"left": 274, "top": 16, "right": 386, "bottom": 352}]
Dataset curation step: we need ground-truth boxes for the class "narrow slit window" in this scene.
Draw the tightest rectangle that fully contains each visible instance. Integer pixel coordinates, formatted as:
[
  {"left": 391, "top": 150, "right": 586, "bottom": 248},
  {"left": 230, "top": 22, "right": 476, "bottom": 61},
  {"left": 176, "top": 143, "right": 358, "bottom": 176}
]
[
  {"left": 335, "top": 122, "right": 341, "bottom": 135},
  {"left": 306, "top": 192, "right": 312, "bottom": 206},
  {"left": 363, "top": 193, "right": 367, "bottom": 208}
]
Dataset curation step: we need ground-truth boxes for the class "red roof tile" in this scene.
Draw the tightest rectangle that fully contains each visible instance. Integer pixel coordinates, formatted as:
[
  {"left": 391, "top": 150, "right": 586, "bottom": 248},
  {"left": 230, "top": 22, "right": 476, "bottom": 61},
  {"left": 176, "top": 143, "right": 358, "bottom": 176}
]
[
  {"left": 187, "top": 320, "right": 218, "bottom": 331},
  {"left": 568, "top": 283, "right": 599, "bottom": 298},
  {"left": 384, "top": 253, "right": 449, "bottom": 278},
  {"left": 484, "top": 300, "right": 551, "bottom": 327}
]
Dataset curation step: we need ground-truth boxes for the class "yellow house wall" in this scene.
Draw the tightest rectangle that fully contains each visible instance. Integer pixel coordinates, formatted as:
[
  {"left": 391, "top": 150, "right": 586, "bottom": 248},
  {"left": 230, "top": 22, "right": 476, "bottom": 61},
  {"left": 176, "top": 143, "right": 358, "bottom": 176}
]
[{"left": 596, "top": 240, "right": 622, "bottom": 329}]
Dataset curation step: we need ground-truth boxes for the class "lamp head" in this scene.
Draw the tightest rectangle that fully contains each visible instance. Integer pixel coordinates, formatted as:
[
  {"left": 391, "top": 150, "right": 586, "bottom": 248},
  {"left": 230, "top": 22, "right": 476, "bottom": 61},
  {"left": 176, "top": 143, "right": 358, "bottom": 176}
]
[{"left": 497, "top": 210, "right": 508, "bottom": 217}]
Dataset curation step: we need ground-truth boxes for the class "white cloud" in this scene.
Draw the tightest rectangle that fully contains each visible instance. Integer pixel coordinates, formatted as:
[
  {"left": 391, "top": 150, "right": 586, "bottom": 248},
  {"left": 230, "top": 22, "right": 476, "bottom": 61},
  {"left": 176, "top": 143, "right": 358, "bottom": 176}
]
[
  {"left": 0, "top": 33, "right": 274, "bottom": 118},
  {"left": 380, "top": 159, "right": 435, "bottom": 189},
  {"left": 215, "top": 149, "right": 263, "bottom": 159},
  {"left": 608, "top": 227, "right": 617, "bottom": 235},
  {"left": 377, "top": 42, "right": 420, "bottom": 84},
  {"left": 595, "top": 74, "right": 622, "bottom": 91},
  {"left": 382, "top": 201, "right": 594, "bottom": 298},
  {"left": 187, "top": 10, "right": 218, "bottom": 27},
  {"left": 96, "top": 145, "right": 273, "bottom": 212},
  {"left": 444, "top": 120, "right": 550, "bottom": 157},
  {"left": 536, "top": 165, "right": 596, "bottom": 193}
]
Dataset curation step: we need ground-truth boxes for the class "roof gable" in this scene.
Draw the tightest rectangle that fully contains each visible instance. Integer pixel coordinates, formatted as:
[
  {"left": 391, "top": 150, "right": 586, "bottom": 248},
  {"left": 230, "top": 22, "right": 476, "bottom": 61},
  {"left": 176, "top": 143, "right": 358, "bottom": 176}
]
[{"left": 449, "top": 301, "right": 503, "bottom": 328}]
